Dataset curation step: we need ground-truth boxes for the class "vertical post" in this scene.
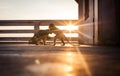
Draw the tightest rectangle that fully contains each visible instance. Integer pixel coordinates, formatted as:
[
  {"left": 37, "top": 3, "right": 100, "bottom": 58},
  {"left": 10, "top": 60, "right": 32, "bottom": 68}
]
[
  {"left": 93, "top": 0, "right": 95, "bottom": 45},
  {"left": 95, "top": 0, "right": 98, "bottom": 44},
  {"left": 85, "top": 0, "right": 89, "bottom": 20},
  {"left": 93, "top": 0, "right": 98, "bottom": 45},
  {"left": 34, "top": 22, "right": 40, "bottom": 34},
  {"left": 75, "top": 0, "right": 84, "bottom": 20},
  {"left": 79, "top": 0, "right": 84, "bottom": 21},
  {"left": 75, "top": 0, "right": 84, "bottom": 44}
]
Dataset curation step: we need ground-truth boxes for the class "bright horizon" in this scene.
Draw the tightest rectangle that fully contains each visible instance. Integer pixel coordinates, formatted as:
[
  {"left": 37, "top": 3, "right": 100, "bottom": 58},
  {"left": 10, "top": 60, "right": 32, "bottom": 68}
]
[
  {"left": 0, "top": 0, "right": 78, "bottom": 20},
  {"left": 0, "top": 25, "right": 79, "bottom": 38}
]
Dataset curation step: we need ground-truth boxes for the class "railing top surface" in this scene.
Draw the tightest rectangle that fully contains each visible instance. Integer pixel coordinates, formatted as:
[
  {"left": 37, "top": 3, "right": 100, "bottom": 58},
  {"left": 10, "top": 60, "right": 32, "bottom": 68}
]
[{"left": 0, "top": 20, "right": 79, "bottom": 26}]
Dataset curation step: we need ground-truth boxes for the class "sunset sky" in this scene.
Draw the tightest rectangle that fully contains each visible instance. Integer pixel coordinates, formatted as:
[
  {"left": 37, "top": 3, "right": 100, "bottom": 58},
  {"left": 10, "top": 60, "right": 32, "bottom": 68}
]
[{"left": 0, "top": 0, "right": 78, "bottom": 20}]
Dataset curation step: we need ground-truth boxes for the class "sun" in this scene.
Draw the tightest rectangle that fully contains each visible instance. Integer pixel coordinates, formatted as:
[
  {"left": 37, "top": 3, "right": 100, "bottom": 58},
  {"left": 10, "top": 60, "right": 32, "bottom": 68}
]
[
  {"left": 56, "top": 25, "right": 78, "bottom": 31},
  {"left": 66, "top": 24, "right": 78, "bottom": 31}
]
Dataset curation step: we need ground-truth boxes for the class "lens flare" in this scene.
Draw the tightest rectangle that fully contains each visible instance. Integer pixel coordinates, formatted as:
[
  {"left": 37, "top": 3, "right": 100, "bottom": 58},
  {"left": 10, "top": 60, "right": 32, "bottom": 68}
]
[
  {"left": 56, "top": 26, "right": 78, "bottom": 31},
  {"left": 65, "top": 66, "right": 73, "bottom": 72},
  {"left": 35, "top": 59, "right": 40, "bottom": 64},
  {"left": 66, "top": 52, "right": 73, "bottom": 57}
]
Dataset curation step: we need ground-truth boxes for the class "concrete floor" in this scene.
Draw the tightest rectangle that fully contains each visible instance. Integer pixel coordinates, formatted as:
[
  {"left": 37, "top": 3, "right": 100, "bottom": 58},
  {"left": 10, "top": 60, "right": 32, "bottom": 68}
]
[{"left": 0, "top": 44, "right": 120, "bottom": 76}]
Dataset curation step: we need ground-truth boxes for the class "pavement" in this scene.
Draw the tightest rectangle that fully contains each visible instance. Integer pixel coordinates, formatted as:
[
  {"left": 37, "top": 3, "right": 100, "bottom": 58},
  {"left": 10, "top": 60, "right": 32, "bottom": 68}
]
[{"left": 0, "top": 44, "right": 120, "bottom": 76}]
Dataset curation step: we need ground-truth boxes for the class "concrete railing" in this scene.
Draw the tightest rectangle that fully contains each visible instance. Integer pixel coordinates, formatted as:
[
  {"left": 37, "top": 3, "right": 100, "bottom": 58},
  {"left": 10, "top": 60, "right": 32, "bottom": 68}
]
[{"left": 0, "top": 20, "right": 78, "bottom": 44}]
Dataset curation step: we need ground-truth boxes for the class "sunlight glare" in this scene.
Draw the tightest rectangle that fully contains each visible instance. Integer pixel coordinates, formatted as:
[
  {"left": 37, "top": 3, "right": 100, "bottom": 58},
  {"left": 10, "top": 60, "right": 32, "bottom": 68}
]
[
  {"left": 66, "top": 25, "right": 78, "bottom": 31},
  {"left": 35, "top": 59, "right": 40, "bottom": 65},
  {"left": 0, "top": 26, "right": 34, "bottom": 30},
  {"left": 56, "top": 26, "right": 78, "bottom": 31},
  {"left": 65, "top": 52, "right": 75, "bottom": 64},
  {"left": 64, "top": 33, "right": 78, "bottom": 37},
  {"left": 0, "top": 33, "right": 33, "bottom": 37},
  {"left": 75, "top": 47, "right": 92, "bottom": 76},
  {"left": 66, "top": 52, "right": 73, "bottom": 57},
  {"left": 49, "top": 33, "right": 56, "bottom": 37},
  {"left": 64, "top": 44, "right": 73, "bottom": 47},
  {"left": 66, "top": 74, "right": 73, "bottom": 76},
  {"left": 0, "top": 25, "right": 78, "bottom": 37},
  {"left": 65, "top": 66, "right": 73, "bottom": 72},
  {"left": 39, "top": 26, "right": 48, "bottom": 30}
]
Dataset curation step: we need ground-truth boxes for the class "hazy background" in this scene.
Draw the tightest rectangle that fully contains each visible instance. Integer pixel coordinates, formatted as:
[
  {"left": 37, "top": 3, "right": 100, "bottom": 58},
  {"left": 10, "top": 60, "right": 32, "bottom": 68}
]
[{"left": 0, "top": 0, "right": 78, "bottom": 20}]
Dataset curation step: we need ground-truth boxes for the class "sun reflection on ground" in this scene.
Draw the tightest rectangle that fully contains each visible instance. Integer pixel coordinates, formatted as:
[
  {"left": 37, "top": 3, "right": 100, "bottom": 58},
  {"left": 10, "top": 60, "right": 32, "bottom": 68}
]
[
  {"left": 35, "top": 59, "right": 40, "bottom": 65},
  {"left": 66, "top": 52, "right": 73, "bottom": 56},
  {"left": 53, "top": 43, "right": 73, "bottom": 47},
  {"left": 64, "top": 65, "right": 73, "bottom": 72},
  {"left": 25, "top": 48, "right": 91, "bottom": 76},
  {"left": 26, "top": 63, "right": 74, "bottom": 76},
  {"left": 75, "top": 47, "right": 92, "bottom": 76}
]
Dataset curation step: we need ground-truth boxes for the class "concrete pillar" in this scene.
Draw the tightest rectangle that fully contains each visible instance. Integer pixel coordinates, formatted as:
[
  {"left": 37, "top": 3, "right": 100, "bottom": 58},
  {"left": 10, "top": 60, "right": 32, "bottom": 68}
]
[
  {"left": 75, "top": 0, "right": 84, "bottom": 21},
  {"left": 98, "top": 0, "right": 119, "bottom": 45},
  {"left": 75, "top": 0, "right": 84, "bottom": 44}
]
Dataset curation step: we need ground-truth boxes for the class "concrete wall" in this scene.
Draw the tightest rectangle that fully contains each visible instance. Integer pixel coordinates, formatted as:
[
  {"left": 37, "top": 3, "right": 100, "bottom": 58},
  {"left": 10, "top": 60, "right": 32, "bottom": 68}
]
[
  {"left": 98, "top": 0, "right": 120, "bottom": 45},
  {"left": 76, "top": 0, "right": 94, "bottom": 44},
  {"left": 80, "top": 0, "right": 94, "bottom": 44},
  {"left": 76, "top": 0, "right": 120, "bottom": 45}
]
